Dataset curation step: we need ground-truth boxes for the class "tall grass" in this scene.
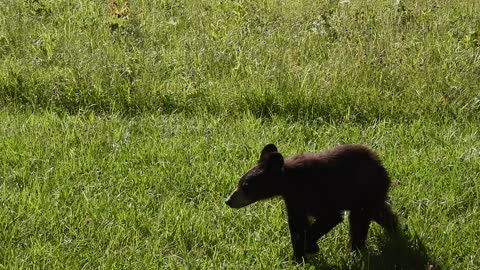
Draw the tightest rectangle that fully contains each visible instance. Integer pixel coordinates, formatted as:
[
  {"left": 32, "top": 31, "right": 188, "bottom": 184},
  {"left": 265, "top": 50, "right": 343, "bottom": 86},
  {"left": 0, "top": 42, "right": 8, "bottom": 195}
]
[{"left": 1, "top": 0, "right": 479, "bottom": 121}]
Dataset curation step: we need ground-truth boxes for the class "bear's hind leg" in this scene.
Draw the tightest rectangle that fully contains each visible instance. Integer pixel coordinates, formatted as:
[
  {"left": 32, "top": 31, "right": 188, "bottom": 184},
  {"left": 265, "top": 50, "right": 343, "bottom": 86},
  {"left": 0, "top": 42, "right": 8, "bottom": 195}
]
[
  {"left": 349, "top": 209, "right": 371, "bottom": 251},
  {"left": 305, "top": 211, "right": 343, "bottom": 254},
  {"left": 372, "top": 203, "right": 398, "bottom": 235}
]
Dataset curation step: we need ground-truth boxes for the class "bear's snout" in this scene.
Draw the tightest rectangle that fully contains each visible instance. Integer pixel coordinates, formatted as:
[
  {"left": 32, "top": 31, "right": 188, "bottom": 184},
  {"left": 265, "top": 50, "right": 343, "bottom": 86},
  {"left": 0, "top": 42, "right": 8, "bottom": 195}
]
[
  {"left": 225, "top": 197, "right": 234, "bottom": 207},
  {"left": 225, "top": 188, "right": 254, "bottom": 209}
]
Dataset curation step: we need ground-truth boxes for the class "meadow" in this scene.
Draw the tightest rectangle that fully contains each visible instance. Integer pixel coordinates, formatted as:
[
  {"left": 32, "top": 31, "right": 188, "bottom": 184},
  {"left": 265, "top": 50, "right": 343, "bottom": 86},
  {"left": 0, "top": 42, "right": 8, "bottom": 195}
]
[{"left": 0, "top": 0, "right": 479, "bottom": 269}]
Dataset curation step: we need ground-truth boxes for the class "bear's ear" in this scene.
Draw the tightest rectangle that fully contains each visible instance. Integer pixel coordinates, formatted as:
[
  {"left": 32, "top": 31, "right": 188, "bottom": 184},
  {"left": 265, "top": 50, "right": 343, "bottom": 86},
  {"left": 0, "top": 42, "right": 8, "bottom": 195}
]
[
  {"left": 259, "top": 144, "right": 278, "bottom": 162},
  {"left": 264, "top": 152, "right": 284, "bottom": 171}
]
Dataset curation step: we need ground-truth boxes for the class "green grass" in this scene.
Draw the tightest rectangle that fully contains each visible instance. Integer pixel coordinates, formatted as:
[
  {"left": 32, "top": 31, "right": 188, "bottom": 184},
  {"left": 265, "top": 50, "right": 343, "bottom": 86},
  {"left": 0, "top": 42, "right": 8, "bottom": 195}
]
[
  {"left": 1, "top": 0, "right": 479, "bottom": 121},
  {"left": 1, "top": 0, "right": 480, "bottom": 269},
  {"left": 0, "top": 112, "right": 479, "bottom": 269}
]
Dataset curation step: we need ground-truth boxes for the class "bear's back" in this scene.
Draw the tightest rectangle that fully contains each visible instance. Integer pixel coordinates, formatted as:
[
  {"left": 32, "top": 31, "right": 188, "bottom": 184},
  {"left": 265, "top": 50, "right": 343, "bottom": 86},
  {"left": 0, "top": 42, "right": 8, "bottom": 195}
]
[
  {"left": 282, "top": 144, "right": 389, "bottom": 211},
  {"left": 286, "top": 144, "right": 381, "bottom": 171}
]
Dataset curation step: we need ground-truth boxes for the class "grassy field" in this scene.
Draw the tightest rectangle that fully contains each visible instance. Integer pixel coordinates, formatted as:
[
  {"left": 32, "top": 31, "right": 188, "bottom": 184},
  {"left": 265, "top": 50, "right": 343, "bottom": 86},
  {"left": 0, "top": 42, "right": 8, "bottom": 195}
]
[{"left": 1, "top": 0, "right": 479, "bottom": 269}]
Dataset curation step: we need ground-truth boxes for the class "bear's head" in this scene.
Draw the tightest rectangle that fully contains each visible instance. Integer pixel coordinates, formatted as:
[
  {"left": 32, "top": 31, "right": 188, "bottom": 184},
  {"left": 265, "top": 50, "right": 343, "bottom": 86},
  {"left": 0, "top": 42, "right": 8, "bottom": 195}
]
[{"left": 225, "top": 144, "right": 285, "bottom": 208}]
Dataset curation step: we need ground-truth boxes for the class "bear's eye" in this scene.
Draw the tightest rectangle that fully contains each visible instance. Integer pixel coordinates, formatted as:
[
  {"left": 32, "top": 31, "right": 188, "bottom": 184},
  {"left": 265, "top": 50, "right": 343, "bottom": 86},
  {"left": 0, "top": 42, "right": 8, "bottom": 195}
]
[{"left": 241, "top": 182, "right": 251, "bottom": 192}]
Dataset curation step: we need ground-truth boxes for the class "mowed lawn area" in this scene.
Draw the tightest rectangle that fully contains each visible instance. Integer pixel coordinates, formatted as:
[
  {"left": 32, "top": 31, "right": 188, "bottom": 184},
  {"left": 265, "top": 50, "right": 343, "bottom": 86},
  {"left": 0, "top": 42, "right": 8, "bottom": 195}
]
[{"left": 1, "top": 1, "right": 479, "bottom": 269}]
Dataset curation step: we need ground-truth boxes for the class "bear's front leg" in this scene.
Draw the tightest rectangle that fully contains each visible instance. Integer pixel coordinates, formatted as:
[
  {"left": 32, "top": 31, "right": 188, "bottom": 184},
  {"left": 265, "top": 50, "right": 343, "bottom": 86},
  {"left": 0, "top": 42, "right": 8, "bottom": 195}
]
[
  {"left": 305, "top": 211, "right": 344, "bottom": 254},
  {"left": 286, "top": 210, "right": 309, "bottom": 262}
]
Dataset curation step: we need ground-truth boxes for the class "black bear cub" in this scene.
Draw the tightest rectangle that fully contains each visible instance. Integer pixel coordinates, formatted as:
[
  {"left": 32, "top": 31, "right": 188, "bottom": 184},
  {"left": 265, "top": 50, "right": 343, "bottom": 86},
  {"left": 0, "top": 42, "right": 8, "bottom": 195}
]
[{"left": 226, "top": 144, "right": 398, "bottom": 262}]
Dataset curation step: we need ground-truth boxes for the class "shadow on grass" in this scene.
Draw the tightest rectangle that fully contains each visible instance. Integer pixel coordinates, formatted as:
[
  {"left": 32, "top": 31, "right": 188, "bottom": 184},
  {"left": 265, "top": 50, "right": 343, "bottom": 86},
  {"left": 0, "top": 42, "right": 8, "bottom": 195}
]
[{"left": 308, "top": 228, "right": 440, "bottom": 270}]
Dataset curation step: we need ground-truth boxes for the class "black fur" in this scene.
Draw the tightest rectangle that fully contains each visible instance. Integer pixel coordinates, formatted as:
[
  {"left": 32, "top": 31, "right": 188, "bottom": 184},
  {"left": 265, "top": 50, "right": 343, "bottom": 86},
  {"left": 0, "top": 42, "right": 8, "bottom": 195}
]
[{"left": 226, "top": 144, "right": 398, "bottom": 262}]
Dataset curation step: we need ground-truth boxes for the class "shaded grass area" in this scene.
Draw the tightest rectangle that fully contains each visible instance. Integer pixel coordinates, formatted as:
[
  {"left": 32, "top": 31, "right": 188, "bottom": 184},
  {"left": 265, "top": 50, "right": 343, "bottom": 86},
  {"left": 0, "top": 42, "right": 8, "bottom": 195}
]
[
  {"left": 0, "top": 111, "right": 478, "bottom": 269},
  {"left": 1, "top": 0, "right": 480, "bottom": 121}
]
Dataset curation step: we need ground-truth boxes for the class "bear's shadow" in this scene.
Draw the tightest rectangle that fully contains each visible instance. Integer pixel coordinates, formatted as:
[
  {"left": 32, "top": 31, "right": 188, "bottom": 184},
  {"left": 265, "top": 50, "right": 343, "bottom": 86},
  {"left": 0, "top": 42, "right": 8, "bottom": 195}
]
[{"left": 307, "top": 228, "right": 439, "bottom": 270}]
